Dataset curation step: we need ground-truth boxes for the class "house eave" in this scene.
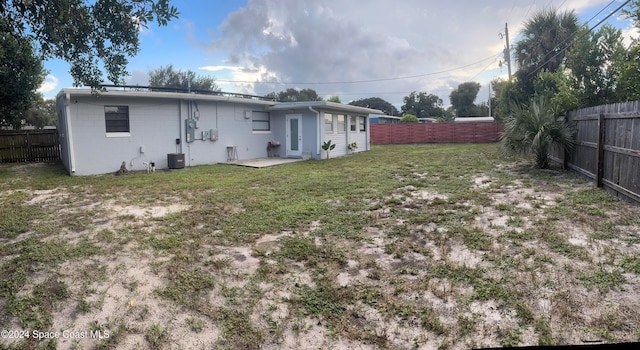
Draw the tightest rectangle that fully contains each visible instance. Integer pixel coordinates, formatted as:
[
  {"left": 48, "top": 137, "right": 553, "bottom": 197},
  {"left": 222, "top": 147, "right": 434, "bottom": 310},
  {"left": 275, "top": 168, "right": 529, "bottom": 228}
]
[
  {"left": 268, "top": 101, "right": 382, "bottom": 115},
  {"left": 58, "top": 88, "right": 276, "bottom": 107}
]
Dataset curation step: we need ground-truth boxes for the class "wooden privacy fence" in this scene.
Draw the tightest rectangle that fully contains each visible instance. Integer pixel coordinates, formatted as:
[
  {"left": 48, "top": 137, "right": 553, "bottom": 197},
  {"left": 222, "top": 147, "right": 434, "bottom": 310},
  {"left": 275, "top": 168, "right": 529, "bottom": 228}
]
[
  {"left": 0, "top": 129, "right": 60, "bottom": 162},
  {"left": 370, "top": 122, "right": 502, "bottom": 145},
  {"left": 551, "top": 101, "right": 640, "bottom": 204}
]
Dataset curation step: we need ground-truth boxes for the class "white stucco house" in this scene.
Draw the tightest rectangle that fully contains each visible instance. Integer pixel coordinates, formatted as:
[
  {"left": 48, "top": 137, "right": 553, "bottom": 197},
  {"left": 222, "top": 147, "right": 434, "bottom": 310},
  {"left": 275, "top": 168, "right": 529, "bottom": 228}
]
[{"left": 56, "top": 87, "right": 381, "bottom": 175}]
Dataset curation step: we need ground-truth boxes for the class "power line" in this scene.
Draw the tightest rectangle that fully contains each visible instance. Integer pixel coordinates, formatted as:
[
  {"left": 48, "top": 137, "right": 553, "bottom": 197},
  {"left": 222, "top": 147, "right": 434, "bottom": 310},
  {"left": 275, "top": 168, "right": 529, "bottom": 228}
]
[
  {"left": 525, "top": 0, "right": 631, "bottom": 78},
  {"left": 214, "top": 54, "right": 499, "bottom": 86}
]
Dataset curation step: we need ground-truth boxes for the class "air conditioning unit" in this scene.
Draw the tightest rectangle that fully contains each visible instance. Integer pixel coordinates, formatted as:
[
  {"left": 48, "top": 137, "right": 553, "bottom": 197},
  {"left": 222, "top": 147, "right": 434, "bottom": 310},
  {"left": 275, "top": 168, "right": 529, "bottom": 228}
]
[{"left": 167, "top": 153, "right": 185, "bottom": 169}]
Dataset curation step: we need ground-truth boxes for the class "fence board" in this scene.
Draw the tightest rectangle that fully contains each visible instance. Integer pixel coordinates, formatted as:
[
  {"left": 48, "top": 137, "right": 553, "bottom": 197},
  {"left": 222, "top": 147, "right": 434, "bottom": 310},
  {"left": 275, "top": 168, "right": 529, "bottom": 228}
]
[
  {"left": 558, "top": 101, "right": 640, "bottom": 205},
  {"left": 0, "top": 129, "right": 60, "bottom": 162}
]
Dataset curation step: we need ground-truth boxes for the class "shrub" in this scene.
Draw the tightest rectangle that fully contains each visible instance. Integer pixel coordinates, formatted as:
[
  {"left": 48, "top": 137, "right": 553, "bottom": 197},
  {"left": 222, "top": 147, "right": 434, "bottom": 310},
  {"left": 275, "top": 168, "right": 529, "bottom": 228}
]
[{"left": 400, "top": 114, "right": 419, "bottom": 123}]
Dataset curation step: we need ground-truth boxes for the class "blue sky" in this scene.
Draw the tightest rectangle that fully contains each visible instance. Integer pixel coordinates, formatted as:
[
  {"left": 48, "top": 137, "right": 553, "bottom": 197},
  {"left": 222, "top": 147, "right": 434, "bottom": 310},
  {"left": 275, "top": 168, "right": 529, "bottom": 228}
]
[{"left": 39, "top": 0, "right": 638, "bottom": 108}]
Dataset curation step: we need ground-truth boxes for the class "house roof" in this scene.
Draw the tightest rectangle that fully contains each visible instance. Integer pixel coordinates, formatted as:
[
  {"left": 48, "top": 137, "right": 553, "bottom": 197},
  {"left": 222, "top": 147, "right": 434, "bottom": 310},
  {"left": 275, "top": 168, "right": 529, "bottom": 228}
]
[
  {"left": 57, "top": 88, "right": 384, "bottom": 115},
  {"left": 370, "top": 114, "right": 401, "bottom": 119},
  {"left": 56, "top": 88, "right": 276, "bottom": 106},
  {"left": 454, "top": 116, "right": 495, "bottom": 122},
  {"left": 267, "top": 101, "right": 382, "bottom": 115}
]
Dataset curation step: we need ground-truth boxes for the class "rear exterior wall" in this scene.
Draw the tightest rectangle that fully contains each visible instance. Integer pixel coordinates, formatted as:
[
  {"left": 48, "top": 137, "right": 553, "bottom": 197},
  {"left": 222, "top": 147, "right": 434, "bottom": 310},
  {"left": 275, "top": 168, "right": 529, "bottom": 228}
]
[{"left": 59, "top": 94, "right": 273, "bottom": 175}]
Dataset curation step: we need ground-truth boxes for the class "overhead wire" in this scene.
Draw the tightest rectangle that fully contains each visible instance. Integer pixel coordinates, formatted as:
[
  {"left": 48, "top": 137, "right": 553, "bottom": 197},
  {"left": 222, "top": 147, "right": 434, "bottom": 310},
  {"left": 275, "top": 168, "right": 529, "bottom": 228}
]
[
  {"left": 214, "top": 54, "right": 499, "bottom": 86},
  {"left": 525, "top": 0, "right": 631, "bottom": 78}
]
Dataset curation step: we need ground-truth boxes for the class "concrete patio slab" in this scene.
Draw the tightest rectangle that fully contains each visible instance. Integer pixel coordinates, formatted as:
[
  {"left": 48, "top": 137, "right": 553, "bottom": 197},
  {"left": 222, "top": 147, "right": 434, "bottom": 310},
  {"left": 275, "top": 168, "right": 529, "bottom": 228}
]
[{"left": 222, "top": 157, "right": 308, "bottom": 168}]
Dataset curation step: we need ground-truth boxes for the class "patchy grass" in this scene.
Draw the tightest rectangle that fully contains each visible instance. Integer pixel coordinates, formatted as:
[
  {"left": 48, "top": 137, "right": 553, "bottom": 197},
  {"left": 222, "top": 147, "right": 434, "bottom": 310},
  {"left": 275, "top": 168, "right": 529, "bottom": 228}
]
[{"left": 0, "top": 144, "right": 639, "bottom": 349}]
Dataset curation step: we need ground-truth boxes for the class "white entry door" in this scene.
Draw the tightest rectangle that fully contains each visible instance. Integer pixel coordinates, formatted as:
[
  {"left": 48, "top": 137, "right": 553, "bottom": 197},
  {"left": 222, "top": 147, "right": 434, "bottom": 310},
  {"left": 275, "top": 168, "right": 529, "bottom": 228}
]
[{"left": 286, "top": 114, "right": 303, "bottom": 157}]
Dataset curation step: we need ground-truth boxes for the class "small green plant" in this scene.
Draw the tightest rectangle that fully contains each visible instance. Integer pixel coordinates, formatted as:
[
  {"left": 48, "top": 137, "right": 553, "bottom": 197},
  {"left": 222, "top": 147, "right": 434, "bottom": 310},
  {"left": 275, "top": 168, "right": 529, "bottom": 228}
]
[
  {"left": 186, "top": 317, "right": 205, "bottom": 332},
  {"left": 501, "top": 327, "right": 522, "bottom": 347},
  {"left": 322, "top": 140, "right": 336, "bottom": 159},
  {"left": 348, "top": 142, "right": 358, "bottom": 151},
  {"left": 145, "top": 323, "right": 168, "bottom": 349}
]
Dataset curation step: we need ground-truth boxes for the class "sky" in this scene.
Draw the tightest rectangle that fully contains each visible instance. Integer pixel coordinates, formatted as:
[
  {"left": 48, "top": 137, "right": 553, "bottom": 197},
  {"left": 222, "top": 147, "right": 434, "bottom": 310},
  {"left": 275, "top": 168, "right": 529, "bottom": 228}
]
[{"left": 39, "top": 0, "right": 639, "bottom": 109}]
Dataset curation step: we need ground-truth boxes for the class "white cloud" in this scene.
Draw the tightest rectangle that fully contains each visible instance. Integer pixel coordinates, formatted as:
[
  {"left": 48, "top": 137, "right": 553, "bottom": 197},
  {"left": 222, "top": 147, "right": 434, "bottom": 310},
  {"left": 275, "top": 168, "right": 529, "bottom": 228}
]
[
  {"left": 621, "top": 25, "right": 640, "bottom": 48},
  {"left": 125, "top": 70, "right": 150, "bottom": 86},
  {"left": 38, "top": 74, "right": 59, "bottom": 94},
  {"left": 198, "top": 65, "right": 245, "bottom": 73},
  {"left": 204, "top": 0, "right": 628, "bottom": 107}
]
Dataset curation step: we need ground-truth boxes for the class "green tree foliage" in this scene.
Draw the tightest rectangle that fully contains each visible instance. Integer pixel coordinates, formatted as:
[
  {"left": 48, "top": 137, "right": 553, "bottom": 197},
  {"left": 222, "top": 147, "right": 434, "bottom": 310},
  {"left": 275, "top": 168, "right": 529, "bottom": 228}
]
[
  {"left": 450, "top": 82, "right": 482, "bottom": 117},
  {"left": 616, "top": 45, "right": 640, "bottom": 101},
  {"left": 565, "top": 25, "right": 626, "bottom": 107},
  {"left": 623, "top": 1, "right": 640, "bottom": 30},
  {"left": 265, "top": 88, "right": 323, "bottom": 102},
  {"left": 1, "top": 0, "right": 179, "bottom": 87},
  {"left": 349, "top": 97, "right": 399, "bottom": 116},
  {"left": 500, "top": 96, "right": 574, "bottom": 169},
  {"left": 532, "top": 70, "right": 579, "bottom": 115},
  {"left": 618, "top": 1, "right": 640, "bottom": 100},
  {"left": 401, "top": 91, "right": 445, "bottom": 119},
  {"left": 148, "top": 65, "right": 219, "bottom": 91},
  {"left": 327, "top": 96, "right": 341, "bottom": 103},
  {"left": 0, "top": 18, "right": 45, "bottom": 129},
  {"left": 515, "top": 9, "right": 579, "bottom": 78},
  {"left": 399, "top": 114, "right": 419, "bottom": 123},
  {"left": 25, "top": 95, "right": 57, "bottom": 129}
]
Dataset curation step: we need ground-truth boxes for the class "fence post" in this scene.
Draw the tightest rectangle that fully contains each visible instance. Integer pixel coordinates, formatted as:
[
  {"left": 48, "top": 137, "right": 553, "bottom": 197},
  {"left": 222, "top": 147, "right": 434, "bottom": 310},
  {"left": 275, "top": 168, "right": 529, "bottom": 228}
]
[{"left": 596, "top": 113, "right": 605, "bottom": 188}]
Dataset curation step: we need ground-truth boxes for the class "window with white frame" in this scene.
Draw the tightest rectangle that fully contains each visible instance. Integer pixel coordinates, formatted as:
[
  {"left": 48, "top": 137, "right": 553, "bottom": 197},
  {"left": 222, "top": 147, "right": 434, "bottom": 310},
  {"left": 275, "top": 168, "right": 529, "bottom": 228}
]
[
  {"left": 337, "top": 114, "right": 346, "bottom": 133},
  {"left": 359, "top": 116, "right": 366, "bottom": 132},
  {"left": 324, "top": 113, "right": 333, "bottom": 132},
  {"left": 252, "top": 111, "right": 270, "bottom": 131},
  {"left": 350, "top": 115, "right": 357, "bottom": 131},
  {"left": 105, "top": 106, "right": 130, "bottom": 133}
]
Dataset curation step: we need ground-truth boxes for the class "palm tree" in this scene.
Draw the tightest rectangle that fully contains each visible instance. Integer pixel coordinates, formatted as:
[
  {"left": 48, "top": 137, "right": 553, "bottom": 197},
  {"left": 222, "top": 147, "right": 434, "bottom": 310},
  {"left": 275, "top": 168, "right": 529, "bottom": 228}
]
[
  {"left": 500, "top": 96, "right": 574, "bottom": 169},
  {"left": 515, "top": 9, "right": 579, "bottom": 76}
]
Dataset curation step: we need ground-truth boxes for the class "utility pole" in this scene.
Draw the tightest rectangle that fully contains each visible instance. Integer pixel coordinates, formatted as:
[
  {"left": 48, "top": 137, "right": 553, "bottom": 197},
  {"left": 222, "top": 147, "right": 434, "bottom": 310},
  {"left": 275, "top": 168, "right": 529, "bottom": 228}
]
[{"left": 504, "top": 22, "right": 512, "bottom": 81}]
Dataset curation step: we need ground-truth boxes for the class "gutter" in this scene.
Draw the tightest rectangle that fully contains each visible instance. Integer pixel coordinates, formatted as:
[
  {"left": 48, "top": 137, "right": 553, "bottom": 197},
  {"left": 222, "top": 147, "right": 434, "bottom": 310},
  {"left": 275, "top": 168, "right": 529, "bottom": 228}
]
[{"left": 308, "top": 106, "right": 320, "bottom": 156}]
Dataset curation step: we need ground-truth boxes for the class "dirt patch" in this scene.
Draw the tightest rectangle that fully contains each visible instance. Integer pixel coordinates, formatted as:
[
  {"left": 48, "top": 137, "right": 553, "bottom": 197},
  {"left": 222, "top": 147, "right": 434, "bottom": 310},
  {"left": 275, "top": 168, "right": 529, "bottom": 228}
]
[{"left": 105, "top": 201, "right": 190, "bottom": 218}]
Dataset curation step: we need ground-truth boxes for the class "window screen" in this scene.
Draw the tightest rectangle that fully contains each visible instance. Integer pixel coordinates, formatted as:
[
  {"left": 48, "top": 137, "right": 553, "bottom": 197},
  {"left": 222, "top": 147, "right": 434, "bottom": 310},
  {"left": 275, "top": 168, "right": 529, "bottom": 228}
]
[{"left": 105, "top": 106, "right": 129, "bottom": 133}]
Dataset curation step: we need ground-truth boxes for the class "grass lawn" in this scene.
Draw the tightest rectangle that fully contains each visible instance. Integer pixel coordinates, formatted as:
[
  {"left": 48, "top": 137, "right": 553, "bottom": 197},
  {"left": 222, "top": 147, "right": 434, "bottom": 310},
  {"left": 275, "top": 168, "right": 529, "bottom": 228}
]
[{"left": 1, "top": 143, "right": 639, "bottom": 349}]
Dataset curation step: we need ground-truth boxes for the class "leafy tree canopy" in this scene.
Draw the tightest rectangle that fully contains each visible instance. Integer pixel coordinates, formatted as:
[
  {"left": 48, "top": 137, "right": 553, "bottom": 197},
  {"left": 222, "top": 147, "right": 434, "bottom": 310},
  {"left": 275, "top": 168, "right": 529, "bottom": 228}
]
[
  {"left": 349, "top": 97, "right": 399, "bottom": 116},
  {"left": 1, "top": 0, "right": 179, "bottom": 88},
  {"left": 565, "top": 24, "right": 626, "bottom": 107},
  {"left": 400, "top": 91, "right": 445, "bottom": 119},
  {"left": 327, "top": 96, "right": 341, "bottom": 103},
  {"left": 265, "top": 88, "right": 323, "bottom": 102},
  {"left": 623, "top": 1, "right": 640, "bottom": 31},
  {"left": 25, "top": 94, "right": 57, "bottom": 129},
  {"left": 0, "top": 18, "right": 45, "bottom": 129},
  {"left": 616, "top": 45, "right": 640, "bottom": 101},
  {"left": 449, "top": 82, "right": 481, "bottom": 117},
  {"left": 148, "top": 65, "right": 219, "bottom": 91}
]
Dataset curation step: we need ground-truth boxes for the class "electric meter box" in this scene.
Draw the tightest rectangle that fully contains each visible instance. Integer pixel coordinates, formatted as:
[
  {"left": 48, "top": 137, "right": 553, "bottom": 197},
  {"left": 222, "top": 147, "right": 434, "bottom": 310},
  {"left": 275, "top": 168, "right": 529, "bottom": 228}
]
[{"left": 185, "top": 120, "right": 196, "bottom": 143}]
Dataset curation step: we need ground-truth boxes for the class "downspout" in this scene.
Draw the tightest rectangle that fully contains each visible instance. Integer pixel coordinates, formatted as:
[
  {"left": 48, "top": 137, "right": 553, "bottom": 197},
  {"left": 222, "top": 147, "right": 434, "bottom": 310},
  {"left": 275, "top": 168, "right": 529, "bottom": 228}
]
[
  {"left": 65, "top": 92, "right": 76, "bottom": 174},
  {"left": 309, "top": 106, "right": 320, "bottom": 157},
  {"left": 187, "top": 100, "right": 191, "bottom": 167},
  {"left": 178, "top": 100, "right": 183, "bottom": 154}
]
